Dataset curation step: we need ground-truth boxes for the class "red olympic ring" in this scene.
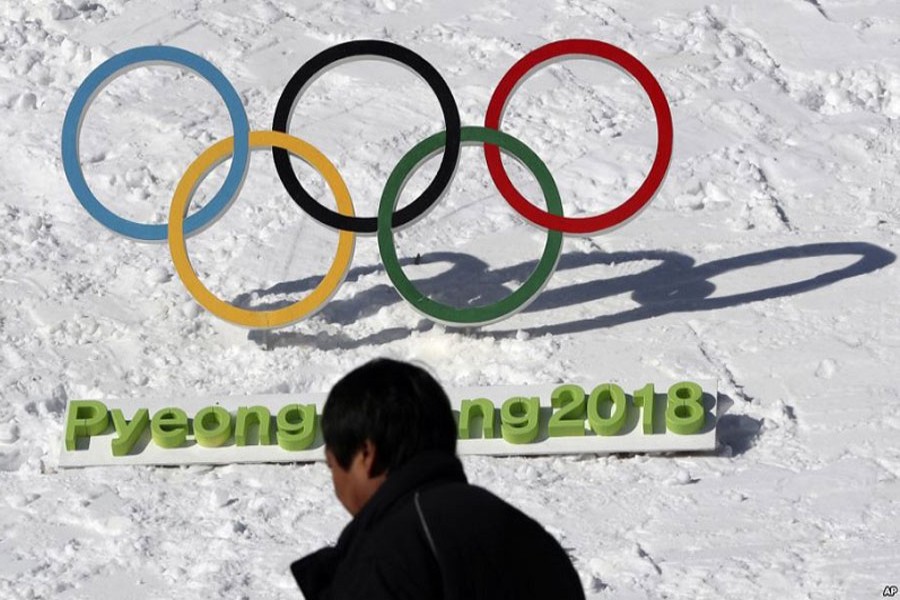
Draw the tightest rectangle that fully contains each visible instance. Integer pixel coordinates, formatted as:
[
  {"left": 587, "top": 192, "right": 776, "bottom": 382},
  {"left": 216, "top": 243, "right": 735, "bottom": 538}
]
[{"left": 484, "top": 39, "right": 674, "bottom": 235}]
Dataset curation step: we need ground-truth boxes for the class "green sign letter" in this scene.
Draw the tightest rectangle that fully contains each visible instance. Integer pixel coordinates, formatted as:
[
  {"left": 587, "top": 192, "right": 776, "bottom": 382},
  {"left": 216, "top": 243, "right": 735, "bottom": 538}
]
[
  {"left": 548, "top": 384, "right": 586, "bottom": 437},
  {"left": 458, "top": 398, "right": 496, "bottom": 439},
  {"left": 110, "top": 408, "right": 149, "bottom": 456},
  {"left": 500, "top": 396, "right": 539, "bottom": 444},
  {"left": 236, "top": 406, "right": 273, "bottom": 446},
  {"left": 277, "top": 404, "right": 316, "bottom": 451},
  {"left": 65, "top": 400, "right": 109, "bottom": 451},
  {"left": 665, "top": 381, "right": 706, "bottom": 435},
  {"left": 151, "top": 407, "right": 189, "bottom": 449},
  {"left": 194, "top": 406, "right": 233, "bottom": 448},
  {"left": 632, "top": 383, "right": 657, "bottom": 435},
  {"left": 587, "top": 384, "right": 627, "bottom": 436}
]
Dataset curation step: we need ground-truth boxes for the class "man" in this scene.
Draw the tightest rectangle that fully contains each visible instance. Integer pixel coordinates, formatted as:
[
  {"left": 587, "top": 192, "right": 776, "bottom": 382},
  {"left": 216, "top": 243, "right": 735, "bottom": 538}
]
[{"left": 291, "top": 358, "right": 585, "bottom": 600}]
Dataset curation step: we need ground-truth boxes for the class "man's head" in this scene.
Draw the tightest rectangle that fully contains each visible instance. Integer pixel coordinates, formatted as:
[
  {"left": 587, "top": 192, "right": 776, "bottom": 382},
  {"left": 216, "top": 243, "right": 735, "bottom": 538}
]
[{"left": 321, "top": 358, "right": 457, "bottom": 515}]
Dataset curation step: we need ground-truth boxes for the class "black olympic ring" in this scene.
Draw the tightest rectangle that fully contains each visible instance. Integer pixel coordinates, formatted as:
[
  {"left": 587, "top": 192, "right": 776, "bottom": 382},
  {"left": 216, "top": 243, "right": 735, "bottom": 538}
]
[{"left": 271, "top": 39, "right": 462, "bottom": 234}]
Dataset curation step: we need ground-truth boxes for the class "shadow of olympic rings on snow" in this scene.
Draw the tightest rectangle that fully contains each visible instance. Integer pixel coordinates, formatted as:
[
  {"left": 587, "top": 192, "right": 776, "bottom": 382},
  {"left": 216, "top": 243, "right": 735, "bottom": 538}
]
[{"left": 243, "top": 241, "right": 894, "bottom": 349}]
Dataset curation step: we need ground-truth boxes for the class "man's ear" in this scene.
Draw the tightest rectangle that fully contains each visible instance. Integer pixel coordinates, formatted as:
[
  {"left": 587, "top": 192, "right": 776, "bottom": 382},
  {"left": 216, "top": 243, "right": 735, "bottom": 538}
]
[{"left": 359, "top": 439, "right": 379, "bottom": 478}]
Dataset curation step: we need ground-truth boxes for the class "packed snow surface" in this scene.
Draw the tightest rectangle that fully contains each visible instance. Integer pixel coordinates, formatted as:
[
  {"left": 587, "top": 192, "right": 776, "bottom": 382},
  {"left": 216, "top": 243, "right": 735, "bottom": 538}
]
[{"left": 1, "top": 0, "right": 899, "bottom": 598}]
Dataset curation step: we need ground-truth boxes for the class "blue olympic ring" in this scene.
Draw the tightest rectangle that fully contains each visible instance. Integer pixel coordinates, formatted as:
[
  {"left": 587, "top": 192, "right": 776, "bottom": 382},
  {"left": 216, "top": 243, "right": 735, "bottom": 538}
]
[{"left": 61, "top": 46, "right": 250, "bottom": 242}]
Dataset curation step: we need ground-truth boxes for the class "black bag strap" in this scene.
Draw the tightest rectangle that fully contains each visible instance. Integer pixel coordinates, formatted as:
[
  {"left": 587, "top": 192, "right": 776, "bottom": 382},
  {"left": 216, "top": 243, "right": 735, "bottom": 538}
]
[
  {"left": 414, "top": 491, "right": 440, "bottom": 559},
  {"left": 414, "top": 490, "right": 450, "bottom": 600}
]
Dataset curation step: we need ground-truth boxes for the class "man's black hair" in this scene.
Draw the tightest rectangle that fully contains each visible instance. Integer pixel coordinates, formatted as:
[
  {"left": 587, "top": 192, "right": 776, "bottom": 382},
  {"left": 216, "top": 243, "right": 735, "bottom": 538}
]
[{"left": 321, "top": 358, "right": 457, "bottom": 475}]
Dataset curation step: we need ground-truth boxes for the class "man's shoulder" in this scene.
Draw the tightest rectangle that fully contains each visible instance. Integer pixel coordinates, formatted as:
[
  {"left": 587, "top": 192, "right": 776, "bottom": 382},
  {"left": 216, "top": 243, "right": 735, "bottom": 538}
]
[
  {"left": 420, "top": 480, "right": 534, "bottom": 522},
  {"left": 365, "top": 480, "right": 523, "bottom": 552},
  {"left": 416, "top": 480, "right": 586, "bottom": 599},
  {"left": 418, "top": 480, "right": 565, "bottom": 549}
]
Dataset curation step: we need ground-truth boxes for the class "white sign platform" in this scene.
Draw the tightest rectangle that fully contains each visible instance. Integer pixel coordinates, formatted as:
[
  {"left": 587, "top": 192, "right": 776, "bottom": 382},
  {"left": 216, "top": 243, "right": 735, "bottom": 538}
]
[{"left": 59, "top": 381, "right": 718, "bottom": 467}]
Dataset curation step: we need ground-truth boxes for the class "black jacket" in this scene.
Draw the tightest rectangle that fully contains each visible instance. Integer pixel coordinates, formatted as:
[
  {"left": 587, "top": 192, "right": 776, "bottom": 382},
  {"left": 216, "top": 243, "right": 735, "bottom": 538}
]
[{"left": 292, "top": 452, "right": 585, "bottom": 599}]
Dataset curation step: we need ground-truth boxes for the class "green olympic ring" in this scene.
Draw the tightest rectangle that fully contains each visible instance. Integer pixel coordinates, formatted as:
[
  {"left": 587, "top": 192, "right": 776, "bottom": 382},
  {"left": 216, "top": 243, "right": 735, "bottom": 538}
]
[{"left": 378, "top": 126, "right": 564, "bottom": 326}]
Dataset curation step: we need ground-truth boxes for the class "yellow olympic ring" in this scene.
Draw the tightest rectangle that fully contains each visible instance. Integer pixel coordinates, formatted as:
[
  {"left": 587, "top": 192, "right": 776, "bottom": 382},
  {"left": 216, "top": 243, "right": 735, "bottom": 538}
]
[{"left": 168, "top": 130, "right": 356, "bottom": 329}]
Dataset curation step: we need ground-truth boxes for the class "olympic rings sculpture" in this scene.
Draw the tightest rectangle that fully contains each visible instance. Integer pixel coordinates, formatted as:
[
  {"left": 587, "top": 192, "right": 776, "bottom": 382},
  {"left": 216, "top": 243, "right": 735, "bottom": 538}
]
[{"left": 62, "top": 39, "right": 673, "bottom": 329}]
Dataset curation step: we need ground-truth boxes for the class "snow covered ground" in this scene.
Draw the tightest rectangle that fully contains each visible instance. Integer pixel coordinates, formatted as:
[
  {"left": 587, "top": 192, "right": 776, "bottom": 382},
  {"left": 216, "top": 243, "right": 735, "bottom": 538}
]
[{"left": 1, "top": 0, "right": 899, "bottom": 597}]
